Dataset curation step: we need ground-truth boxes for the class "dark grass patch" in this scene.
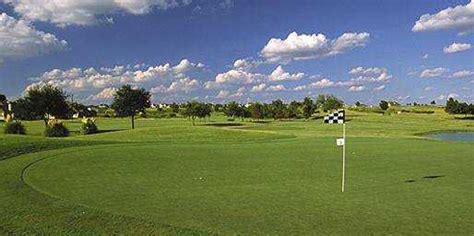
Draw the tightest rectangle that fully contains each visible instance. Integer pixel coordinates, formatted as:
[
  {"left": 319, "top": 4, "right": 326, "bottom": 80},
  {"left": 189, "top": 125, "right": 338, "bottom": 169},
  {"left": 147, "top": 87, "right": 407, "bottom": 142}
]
[
  {"left": 423, "top": 175, "right": 445, "bottom": 179},
  {"left": 70, "top": 129, "right": 124, "bottom": 135},
  {"left": 404, "top": 175, "right": 445, "bottom": 183},
  {"left": 95, "top": 129, "right": 125, "bottom": 134},
  {"left": 275, "top": 119, "right": 298, "bottom": 122},
  {"left": 251, "top": 120, "right": 272, "bottom": 124},
  {"left": 204, "top": 123, "right": 244, "bottom": 127},
  {"left": 410, "top": 110, "right": 435, "bottom": 114},
  {"left": 414, "top": 129, "right": 474, "bottom": 137},
  {"left": 454, "top": 116, "right": 474, "bottom": 120}
]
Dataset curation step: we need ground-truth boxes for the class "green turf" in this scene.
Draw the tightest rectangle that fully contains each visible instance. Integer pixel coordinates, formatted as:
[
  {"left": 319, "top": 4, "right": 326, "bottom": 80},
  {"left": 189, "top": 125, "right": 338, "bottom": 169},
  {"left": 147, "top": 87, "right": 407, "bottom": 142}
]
[{"left": 1, "top": 109, "right": 473, "bottom": 234}]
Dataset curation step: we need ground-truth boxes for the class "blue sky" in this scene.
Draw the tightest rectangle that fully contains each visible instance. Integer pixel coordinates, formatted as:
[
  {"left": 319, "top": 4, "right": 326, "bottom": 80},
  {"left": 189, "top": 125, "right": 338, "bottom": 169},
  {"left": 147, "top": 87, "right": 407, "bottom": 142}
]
[{"left": 0, "top": 0, "right": 472, "bottom": 104}]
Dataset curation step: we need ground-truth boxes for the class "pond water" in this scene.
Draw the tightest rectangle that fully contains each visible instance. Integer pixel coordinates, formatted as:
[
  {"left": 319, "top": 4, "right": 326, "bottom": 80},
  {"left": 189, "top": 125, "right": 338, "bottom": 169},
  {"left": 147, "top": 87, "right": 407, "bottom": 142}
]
[{"left": 426, "top": 132, "right": 474, "bottom": 142}]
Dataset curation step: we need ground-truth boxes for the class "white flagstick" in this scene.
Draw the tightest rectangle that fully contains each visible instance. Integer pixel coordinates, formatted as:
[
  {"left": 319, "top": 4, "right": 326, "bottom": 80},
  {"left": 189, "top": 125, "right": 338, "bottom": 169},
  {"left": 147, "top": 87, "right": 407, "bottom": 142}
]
[{"left": 342, "top": 123, "right": 346, "bottom": 192}]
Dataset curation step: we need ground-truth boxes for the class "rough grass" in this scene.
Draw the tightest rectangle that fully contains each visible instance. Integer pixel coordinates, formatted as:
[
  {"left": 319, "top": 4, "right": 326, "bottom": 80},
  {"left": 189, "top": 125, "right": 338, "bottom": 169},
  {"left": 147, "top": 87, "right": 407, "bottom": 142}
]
[{"left": 0, "top": 109, "right": 473, "bottom": 234}]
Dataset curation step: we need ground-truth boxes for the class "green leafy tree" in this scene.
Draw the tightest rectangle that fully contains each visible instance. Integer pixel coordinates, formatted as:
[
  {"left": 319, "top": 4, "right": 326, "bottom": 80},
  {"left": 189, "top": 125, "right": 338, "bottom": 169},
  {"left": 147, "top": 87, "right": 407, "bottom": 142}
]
[
  {"left": 199, "top": 103, "right": 212, "bottom": 120},
  {"left": 271, "top": 99, "right": 286, "bottom": 120},
  {"left": 445, "top": 98, "right": 474, "bottom": 116},
  {"left": 457, "top": 102, "right": 469, "bottom": 115},
  {"left": 445, "top": 98, "right": 459, "bottom": 114},
  {"left": 69, "top": 102, "right": 97, "bottom": 117},
  {"left": 237, "top": 105, "right": 251, "bottom": 120},
  {"left": 170, "top": 103, "right": 180, "bottom": 113},
  {"left": 112, "top": 85, "right": 151, "bottom": 129},
  {"left": 379, "top": 100, "right": 389, "bottom": 111},
  {"left": 183, "top": 101, "right": 211, "bottom": 125},
  {"left": 11, "top": 98, "right": 37, "bottom": 120},
  {"left": 430, "top": 100, "right": 436, "bottom": 105},
  {"left": 302, "top": 97, "right": 315, "bottom": 119},
  {"left": 315, "top": 95, "right": 326, "bottom": 109},
  {"left": 23, "top": 85, "right": 70, "bottom": 126},
  {"left": 213, "top": 103, "right": 224, "bottom": 112},
  {"left": 224, "top": 101, "right": 241, "bottom": 119},
  {"left": 318, "top": 95, "right": 344, "bottom": 112},
  {"left": 248, "top": 102, "right": 265, "bottom": 120},
  {"left": 0, "top": 94, "right": 7, "bottom": 112},
  {"left": 287, "top": 101, "right": 300, "bottom": 118},
  {"left": 469, "top": 104, "right": 474, "bottom": 116}
]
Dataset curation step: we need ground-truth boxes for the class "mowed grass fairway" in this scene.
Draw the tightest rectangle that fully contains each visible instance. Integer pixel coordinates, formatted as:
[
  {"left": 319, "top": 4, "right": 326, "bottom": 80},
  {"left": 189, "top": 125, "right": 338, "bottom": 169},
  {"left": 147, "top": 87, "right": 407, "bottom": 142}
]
[{"left": 1, "top": 109, "right": 473, "bottom": 234}]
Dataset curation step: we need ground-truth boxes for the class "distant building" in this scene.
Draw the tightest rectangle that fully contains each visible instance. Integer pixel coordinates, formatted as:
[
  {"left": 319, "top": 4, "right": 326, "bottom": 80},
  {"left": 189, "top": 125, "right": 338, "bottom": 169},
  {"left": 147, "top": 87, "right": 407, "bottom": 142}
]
[
  {"left": 158, "top": 103, "right": 170, "bottom": 109},
  {"left": 1, "top": 102, "right": 13, "bottom": 121},
  {"left": 388, "top": 101, "right": 401, "bottom": 107}
]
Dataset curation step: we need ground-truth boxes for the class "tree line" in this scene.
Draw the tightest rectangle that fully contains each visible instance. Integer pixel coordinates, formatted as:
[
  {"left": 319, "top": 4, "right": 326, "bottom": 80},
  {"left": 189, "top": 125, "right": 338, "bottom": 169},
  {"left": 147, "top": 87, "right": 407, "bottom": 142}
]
[
  {"left": 1, "top": 84, "right": 472, "bottom": 131},
  {"left": 220, "top": 95, "right": 344, "bottom": 121},
  {"left": 445, "top": 98, "right": 474, "bottom": 116}
]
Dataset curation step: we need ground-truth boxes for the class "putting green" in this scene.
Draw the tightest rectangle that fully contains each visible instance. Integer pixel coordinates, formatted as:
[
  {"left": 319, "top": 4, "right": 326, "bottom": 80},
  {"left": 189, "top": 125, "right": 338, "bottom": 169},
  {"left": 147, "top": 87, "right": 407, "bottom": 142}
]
[{"left": 23, "top": 137, "right": 474, "bottom": 234}]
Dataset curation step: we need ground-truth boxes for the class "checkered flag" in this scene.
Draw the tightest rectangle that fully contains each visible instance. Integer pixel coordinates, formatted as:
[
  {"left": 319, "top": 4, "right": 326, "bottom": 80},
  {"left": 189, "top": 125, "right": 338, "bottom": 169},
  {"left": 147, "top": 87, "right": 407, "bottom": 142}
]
[{"left": 324, "top": 110, "right": 345, "bottom": 124}]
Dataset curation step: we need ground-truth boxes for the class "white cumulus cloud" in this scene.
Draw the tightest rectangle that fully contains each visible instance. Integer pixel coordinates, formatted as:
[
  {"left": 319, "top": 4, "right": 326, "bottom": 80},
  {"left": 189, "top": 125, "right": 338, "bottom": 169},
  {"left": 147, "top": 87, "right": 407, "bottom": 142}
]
[
  {"left": 373, "top": 85, "right": 386, "bottom": 91},
  {"left": 348, "top": 85, "right": 365, "bottom": 92},
  {"left": 292, "top": 78, "right": 341, "bottom": 91},
  {"left": 232, "top": 58, "right": 261, "bottom": 71},
  {"left": 420, "top": 67, "right": 449, "bottom": 78},
  {"left": 269, "top": 65, "right": 305, "bottom": 81},
  {"left": 412, "top": 0, "right": 474, "bottom": 34},
  {"left": 0, "top": 12, "right": 67, "bottom": 64},
  {"left": 167, "top": 77, "right": 199, "bottom": 93},
  {"left": 443, "top": 43, "right": 472, "bottom": 53},
  {"left": 88, "top": 87, "right": 118, "bottom": 101},
  {"left": 251, "top": 83, "right": 266, "bottom": 92},
  {"left": 424, "top": 86, "right": 434, "bottom": 91},
  {"left": 266, "top": 84, "right": 286, "bottom": 92},
  {"left": 349, "top": 66, "right": 392, "bottom": 83},
  {"left": 216, "top": 87, "right": 245, "bottom": 99},
  {"left": 214, "top": 69, "right": 265, "bottom": 84},
  {"left": 260, "top": 31, "right": 369, "bottom": 63},
  {"left": 216, "top": 90, "right": 230, "bottom": 98},
  {"left": 451, "top": 70, "right": 474, "bottom": 78},
  {"left": 2, "top": 0, "right": 192, "bottom": 27},
  {"left": 26, "top": 59, "right": 205, "bottom": 102}
]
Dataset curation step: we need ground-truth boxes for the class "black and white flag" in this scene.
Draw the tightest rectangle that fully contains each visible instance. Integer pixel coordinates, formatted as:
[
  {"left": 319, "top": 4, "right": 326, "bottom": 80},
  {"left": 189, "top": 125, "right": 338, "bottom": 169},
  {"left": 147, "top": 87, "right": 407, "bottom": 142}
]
[{"left": 324, "top": 110, "right": 345, "bottom": 124}]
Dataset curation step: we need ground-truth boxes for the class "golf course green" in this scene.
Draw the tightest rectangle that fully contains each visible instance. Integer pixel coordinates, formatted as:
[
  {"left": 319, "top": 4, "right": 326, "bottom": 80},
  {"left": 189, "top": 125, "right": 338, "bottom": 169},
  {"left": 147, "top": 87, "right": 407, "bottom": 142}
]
[{"left": 1, "top": 109, "right": 473, "bottom": 234}]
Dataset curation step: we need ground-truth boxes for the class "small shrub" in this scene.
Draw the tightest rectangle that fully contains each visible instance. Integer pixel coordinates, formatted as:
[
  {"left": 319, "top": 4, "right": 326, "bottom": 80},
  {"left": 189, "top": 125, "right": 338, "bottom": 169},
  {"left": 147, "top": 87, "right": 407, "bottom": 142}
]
[
  {"left": 379, "top": 100, "right": 389, "bottom": 111},
  {"left": 386, "top": 107, "right": 398, "bottom": 115},
  {"left": 80, "top": 118, "right": 98, "bottom": 135},
  {"left": 4, "top": 121, "right": 26, "bottom": 135},
  {"left": 44, "top": 119, "right": 69, "bottom": 137},
  {"left": 104, "top": 109, "right": 115, "bottom": 118}
]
